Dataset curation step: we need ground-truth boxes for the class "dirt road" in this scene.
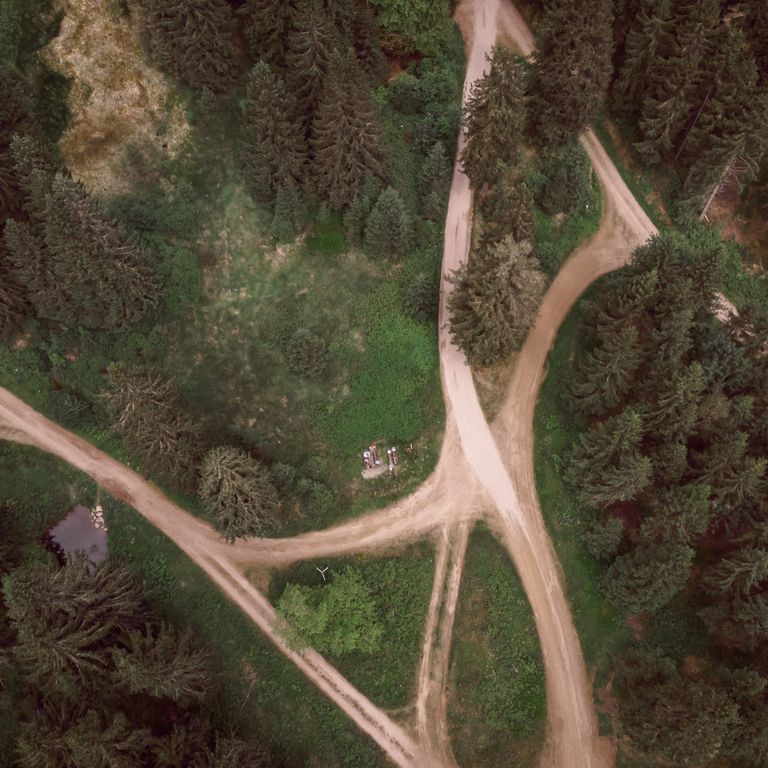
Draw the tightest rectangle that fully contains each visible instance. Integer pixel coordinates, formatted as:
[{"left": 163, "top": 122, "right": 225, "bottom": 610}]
[{"left": 0, "top": 0, "right": 665, "bottom": 766}]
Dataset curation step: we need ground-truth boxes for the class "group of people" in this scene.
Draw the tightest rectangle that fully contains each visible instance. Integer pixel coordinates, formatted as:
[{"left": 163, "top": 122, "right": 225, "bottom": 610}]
[{"left": 362, "top": 443, "right": 399, "bottom": 471}]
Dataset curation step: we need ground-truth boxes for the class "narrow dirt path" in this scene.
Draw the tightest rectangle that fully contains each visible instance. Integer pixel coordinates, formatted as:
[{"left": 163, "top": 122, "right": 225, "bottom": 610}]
[{"left": 415, "top": 520, "right": 470, "bottom": 768}]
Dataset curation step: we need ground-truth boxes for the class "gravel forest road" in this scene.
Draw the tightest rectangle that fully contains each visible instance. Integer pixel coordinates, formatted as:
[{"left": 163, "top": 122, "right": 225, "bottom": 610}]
[{"left": 0, "top": 1, "right": 662, "bottom": 766}]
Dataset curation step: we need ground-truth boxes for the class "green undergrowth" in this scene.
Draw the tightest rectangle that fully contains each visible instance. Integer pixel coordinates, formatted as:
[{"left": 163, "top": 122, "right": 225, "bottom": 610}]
[
  {"left": 267, "top": 543, "right": 435, "bottom": 708},
  {"left": 107, "top": 500, "right": 386, "bottom": 768},
  {"left": 534, "top": 181, "right": 602, "bottom": 278},
  {"left": 448, "top": 525, "right": 546, "bottom": 767},
  {"left": 532, "top": 300, "right": 629, "bottom": 697}
]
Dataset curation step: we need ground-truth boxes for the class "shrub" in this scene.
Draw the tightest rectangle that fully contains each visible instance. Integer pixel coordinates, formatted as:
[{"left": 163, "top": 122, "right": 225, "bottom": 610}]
[{"left": 285, "top": 328, "right": 329, "bottom": 377}]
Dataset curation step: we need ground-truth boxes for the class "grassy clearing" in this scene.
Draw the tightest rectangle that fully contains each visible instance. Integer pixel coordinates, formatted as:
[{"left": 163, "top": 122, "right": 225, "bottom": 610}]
[
  {"left": 106, "top": 500, "right": 387, "bottom": 768},
  {"left": 266, "top": 544, "right": 435, "bottom": 709},
  {"left": 448, "top": 525, "right": 546, "bottom": 768},
  {"left": 532, "top": 301, "right": 629, "bottom": 702}
]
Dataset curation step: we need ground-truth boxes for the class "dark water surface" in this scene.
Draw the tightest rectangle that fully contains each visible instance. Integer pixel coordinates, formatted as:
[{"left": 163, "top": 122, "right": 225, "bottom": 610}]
[{"left": 49, "top": 505, "right": 108, "bottom": 563}]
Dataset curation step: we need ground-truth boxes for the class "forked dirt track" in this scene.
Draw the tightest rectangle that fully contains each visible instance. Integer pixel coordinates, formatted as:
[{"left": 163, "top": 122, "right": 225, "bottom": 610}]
[{"left": 0, "top": 1, "right": 665, "bottom": 766}]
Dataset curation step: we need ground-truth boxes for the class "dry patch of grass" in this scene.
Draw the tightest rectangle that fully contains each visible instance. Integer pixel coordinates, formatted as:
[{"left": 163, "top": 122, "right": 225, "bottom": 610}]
[{"left": 42, "top": 0, "right": 188, "bottom": 197}]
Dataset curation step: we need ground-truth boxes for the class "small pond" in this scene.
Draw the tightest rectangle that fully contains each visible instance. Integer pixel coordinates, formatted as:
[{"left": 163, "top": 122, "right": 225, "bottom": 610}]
[{"left": 48, "top": 505, "right": 108, "bottom": 564}]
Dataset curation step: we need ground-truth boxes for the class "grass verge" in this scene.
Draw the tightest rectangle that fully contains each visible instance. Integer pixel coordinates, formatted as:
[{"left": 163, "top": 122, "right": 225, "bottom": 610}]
[
  {"left": 266, "top": 544, "right": 435, "bottom": 709},
  {"left": 448, "top": 524, "right": 546, "bottom": 767}
]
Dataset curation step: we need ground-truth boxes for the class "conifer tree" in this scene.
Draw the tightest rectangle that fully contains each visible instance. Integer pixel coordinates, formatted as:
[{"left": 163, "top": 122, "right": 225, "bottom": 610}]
[
  {"left": 5, "top": 174, "right": 158, "bottom": 330},
  {"left": 460, "top": 45, "right": 527, "bottom": 187},
  {"left": 3, "top": 558, "right": 145, "bottom": 700},
  {"left": 240, "top": 0, "right": 296, "bottom": 68},
  {"left": 311, "top": 50, "right": 384, "bottom": 209},
  {"left": 704, "top": 546, "right": 768, "bottom": 596},
  {"left": 449, "top": 236, "right": 545, "bottom": 367},
  {"left": 199, "top": 446, "right": 279, "bottom": 541},
  {"left": 714, "top": 667, "right": 768, "bottom": 766},
  {"left": 606, "top": 540, "right": 694, "bottom": 613},
  {"left": 352, "top": 1, "right": 387, "bottom": 83},
  {"left": 532, "top": 0, "right": 614, "bottom": 145},
  {"left": 286, "top": 0, "right": 337, "bottom": 116},
  {"left": 0, "top": 242, "right": 27, "bottom": 337},
  {"left": 420, "top": 141, "right": 451, "bottom": 221},
  {"left": 744, "top": 0, "right": 768, "bottom": 83},
  {"left": 639, "top": 482, "right": 712, "bottom": 544},
  {"left": 270, "top": 180, "right": 307, "bottom": 241},
  {"left": 137, "top": 0, "right": 239, "bottom": 92},
  {"left": 583, "top": 516, "right": 625, "bottom": 561},
  {"left": 693, "top": 430, "right": 767, "bottom": 513},
  {"left": 679, "top": 28, "right": 768, "bottom": 214},
  {"left": 343, "top": 171, "right": 382, "bottom": 244},
  {"left": 192, "top": 735, "right": 270, "bottom": 768},
  {"left": 479, "top": 173, "right": 534, "bottom": 246},
  {"left": 535, "top": 141, "right": 593, "bottom": 215},
  {"left": 568, "top": 408, "right": 652, "bottom": 507},
  {"left": 642, "top": 362, "right": 705, "bottom": 441},
  {"left": 614, "top": 649, "right": 740, "bottom": 763},
  {"left": 0, "top": 64, "right": 32, "bottom": 223},
  {"left": 633, "top": 0, "right": 719, "bottom": 164},
  {"left": 111, "top": 623, "right": 211, "bottom": 703},
  {"left": 613, "top": 0, "right": 672, "bottom": 115},
  {"left": 103, "top": 365, "right": 203, "bottom": 491},
  {"left": 649, "top": 438, "right": 689, "bottom": 485},
  {"left": 569, "top": 324, "right": 643, "bottom": 417},
  {"left": 17, "top": 710, "right": 153, "bottom": 768},
  {"left": 364, "top": 187, "right": 410, "bottom": 257},
  {"left": 240, "top": 62, "right": 307, "bottom": 206}
]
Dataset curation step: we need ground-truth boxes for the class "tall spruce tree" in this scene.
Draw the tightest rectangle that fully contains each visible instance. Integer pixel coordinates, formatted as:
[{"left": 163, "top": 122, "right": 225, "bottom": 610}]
[
  {"left": 286, "top": 0, "right": 337, "bottom": 116},
  {"left": 5, "top": 174, "right": 158, "bottom": 330},
  {"left": 744, "top": 0, "right": 768, "bottom": 83},
  {"left": 639, "top": 482, "right": 712, "bottom": 544},
  {"left": 613, "top": 0, "right": 673, "bottom": 115},
  {"left": 111, "top": 623, "right": 211, "bottom": 703},
  {"left": 606, "top": 540, "right": 694, "bottom": 613},
  {"left": 633, "top": 0, "right": 719, "bottom": 164},
  {"left": 102, "top": 365, "right": 203, "bottom": 491},
  {"left": 364, "top": 186, "right": 410, "bottom": 257},
  {"left": 479, "top": 172, "right": 534, "bottom": 247},
  {"left": 240, "top": 62, "right": 307, "bottom": 206},
  {"left": 679, "top": 28, "right": 768, "bottom": 214},
  {"left": 137, "top": 0, "right": 239, "bottom": 92},
  {"left": 311, "top": 50, "right": 384, "bottom": 209},
  {"left": 569, "top": 323, "right": 643, "bottom": 417},
  {"left": 199, "top": 446, "right": 279, "bottom": 541},
  {"left": 568, "top": 408, "right": 652, "bottom": 507},
  {"left": 614, "top": 649, "right": 740, "bottom": 763},
  {"left": 240, "top": 0, "right": 296, "bottom": 68},
  {"left": 460, "top": 46, "right": 527, "bottom": 188},
  {"left": 532, "top": 0, "right": 614, "bottom": 145},
  {"left": 0, "top": 241, "right": 27, "bottom": 337},
  {"left": 352, "top": 1, "right": 387, "bottom": 83},
  {"left": 448, "top": 236, "right": 545, "bottom": 367},
  {"left": 642, "top": 362, "right": 705, "bottom": 441},
  {"left": 420, "top": 141, "right": 451, "bottom": 221}
]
